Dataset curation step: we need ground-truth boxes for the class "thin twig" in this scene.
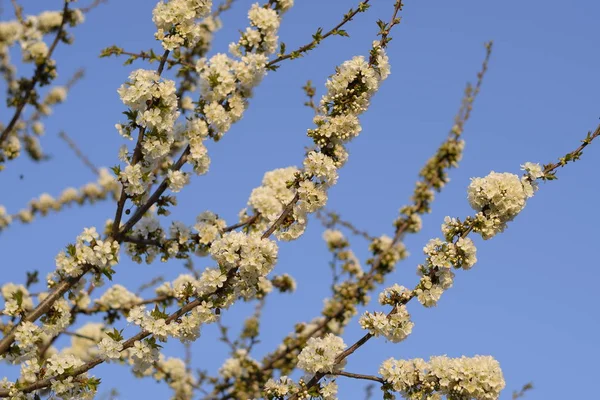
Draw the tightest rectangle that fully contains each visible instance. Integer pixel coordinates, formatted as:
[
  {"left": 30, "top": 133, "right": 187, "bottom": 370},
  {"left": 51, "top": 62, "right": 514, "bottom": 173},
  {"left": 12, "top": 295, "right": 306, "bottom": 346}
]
[
  {"left": 59, "top": 131, "right": 99, "bottom": 175},
  {"left": 266, "top": 1, "right": 371, "bottom": 69}
]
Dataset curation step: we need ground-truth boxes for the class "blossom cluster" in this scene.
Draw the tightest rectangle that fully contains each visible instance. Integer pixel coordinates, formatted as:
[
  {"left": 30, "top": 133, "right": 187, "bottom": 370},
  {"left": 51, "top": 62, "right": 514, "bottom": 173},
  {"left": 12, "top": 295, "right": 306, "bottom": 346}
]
[
  {"left": 127, "top": 298, "right": 217, "bottom": 343},
  {"left": 209, "top": 231, "right": 278, "bottom": 299},
  {"left": 467, "top": 168, "right": 539, "bottom": 239},
  {"left": 153, "top": 0, "right": 213, "bottom": 50},
  {"left": 297, "top": 333, "right": 346, "bottom": 374},
  {"left": 414, "top": 236, "right": 475, "bottom": 308},
  {"left": 54, "top": 227, "right": 120, "bottom": 278},
  {"left": 379, "top": 355, "right": 505, "bottom": 400},
  {"left": 117, "top": 69, "right": 180, "bottom": 156},
  {"left": 242, "top": 41, "right": 390, "bottom": 243},
  {"left": 359, "top": 284, "right": 414, "bottom": 343}
]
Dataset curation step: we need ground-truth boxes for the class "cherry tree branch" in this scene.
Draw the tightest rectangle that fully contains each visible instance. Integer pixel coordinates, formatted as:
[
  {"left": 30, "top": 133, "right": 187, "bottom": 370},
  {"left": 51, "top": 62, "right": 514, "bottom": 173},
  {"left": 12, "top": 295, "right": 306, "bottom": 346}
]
[{"left": 0, "top": 1, "right": 71, "bottom": 147}]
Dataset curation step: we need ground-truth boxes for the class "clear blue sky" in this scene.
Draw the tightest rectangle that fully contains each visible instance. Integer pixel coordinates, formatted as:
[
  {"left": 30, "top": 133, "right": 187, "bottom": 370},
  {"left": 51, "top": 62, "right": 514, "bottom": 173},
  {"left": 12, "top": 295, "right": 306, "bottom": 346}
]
[{"left": 1, "top": 0, "right": 599, "bottom": 399}]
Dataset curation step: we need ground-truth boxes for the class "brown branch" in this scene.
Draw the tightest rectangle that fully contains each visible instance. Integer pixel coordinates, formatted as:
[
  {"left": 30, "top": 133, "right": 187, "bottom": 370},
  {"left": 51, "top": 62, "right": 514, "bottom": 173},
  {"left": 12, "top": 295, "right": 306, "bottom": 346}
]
[
  {"left": 9, "top": 0, "right": 23, "bottom": 23},
  {"left": 81, "top": 0, "right": 108, "bottom": 13},
  {"left": 333, "top": 371, "right": 384, "bottom": 384}
]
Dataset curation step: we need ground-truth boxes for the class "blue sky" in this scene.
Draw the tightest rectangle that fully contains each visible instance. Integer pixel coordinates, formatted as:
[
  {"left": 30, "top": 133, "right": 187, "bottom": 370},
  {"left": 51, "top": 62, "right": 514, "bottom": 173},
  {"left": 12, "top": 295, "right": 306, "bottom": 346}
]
[{"left": 1, "top": 0, "right": 599, "bottom": 399}]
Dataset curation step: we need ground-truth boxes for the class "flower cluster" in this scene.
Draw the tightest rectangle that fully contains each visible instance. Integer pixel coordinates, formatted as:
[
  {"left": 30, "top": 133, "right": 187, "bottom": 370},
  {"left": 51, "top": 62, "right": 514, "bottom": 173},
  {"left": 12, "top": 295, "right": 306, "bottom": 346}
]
[
  {"left": 154, "top": 356, "right": 198, "bottom": 399},
  {"left": 360, "top": 285, "right": 414, "bottom": 343},
  {"left": 95, "top": 284, "right": 142, "bottom": 310},
  {"left": 127, "top": 299, "right": 217, "bottom": 343},
  {"left": 297, "top": 333, "right": 346, "bottom": 374},
  {"left": 45, "top": 353, "right": 98, "bottom": 399},
  {"left": 241, "top": 42, "right": 391, "bottom": 243},
  {"left": 209, "top": 231, "right": 278, "bottom": 299},
  {"left": 153, "top": 0, "right": 213, "bottom": 50},
  {"left": 219, "top": 349, "right": 261, "bottom": 380},
  {"left": 126, "top": 338, "right": 160, "bottom": 374},
  {"left": 263, "top": 375, "right": 298, "bottom": 398},
  {"left": 97, "top": 333, "right": 123, "bottom": 361},
  {"left": 117, "top": 69, "right": 179, "bottom": 158},
  {"left": 379, "top": 355, "right": 505, "bottom": 400},
  {"left": 359, "top": 306, "right": 413, "bottom": 343},
  {"left": 54, "top": 227, "right": 120, "bottom": 277},
  {"left": 467, "top": 170, "right": 537, "bottom": 239},
  {"left": 414, "top": 235, "right": 477, "bottom": 308},
  {"left": 1, "top": 283, "right": 34, "bottom": 317},
  {"left": 194, "top": 210, "right": 226, "bottom": 247},
  {"left": 230, "top": 2, "right": 289, "bottom": 57}
]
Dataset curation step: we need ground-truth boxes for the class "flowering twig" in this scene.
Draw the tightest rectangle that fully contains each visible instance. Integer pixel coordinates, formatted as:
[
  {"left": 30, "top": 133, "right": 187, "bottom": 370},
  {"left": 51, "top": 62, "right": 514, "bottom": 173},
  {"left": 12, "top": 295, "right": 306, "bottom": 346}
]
[
  {"left": 295, "top": 125, "right": 600, "bottom": 395},
  {"left": 0, "top": 0, "right": 70, "bottom": 147},
  {"left": 254, "top": 41, "right": 494, "bottom": 381},
  {"left": 266, "top": 1, "right": 371, "bottom": 69},
  {"left": 317, "top": 209, "right": 375, "bottom": 241}
]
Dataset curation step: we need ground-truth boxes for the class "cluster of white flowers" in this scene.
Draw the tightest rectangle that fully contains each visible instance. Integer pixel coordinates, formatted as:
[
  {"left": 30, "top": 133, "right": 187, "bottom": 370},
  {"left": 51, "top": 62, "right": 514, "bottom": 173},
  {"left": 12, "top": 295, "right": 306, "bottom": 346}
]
[
  {"left": 263, "top": 375, "right": 298, "bottom": 398},
  {"left": 230, "top": 3, "right": 283, "bottom": 57},
  {"left": 413, "top": 235, "right": 477, "bottom": 308},
  {"left": 167, "top": 169, "right": 189, "bottom": 192},
  {"left": 467, "top": 166, "right": 541, "bottom": 239},
  {"left": 245, "top": 166, "right": 298, "bottom": 228},
  {"left": 40, "top": 296, "right": 72, "bottom": 336},
  {"left": 117, "top": 69, "right": 179, "bottom": 156},
  {"left": 209, "top": 231, "right": 278, "bottom": 299},
  {"left": 95, "top": 284, "right": 143, "bottom": 310},
  {"left": 14, "top": 321, "right": 43, "bottom": 355},
  {"left": 124, "top": 214, "right": 167, "bottom": 263},
  {"left": 97, "top": 334, "right": 123, "bottom": 361},
  {"left": 45, "top": 353, "right": 98, "bottom": 399},
  {"left": 190, "top": 0, "right": 294, "bottom": 142},
  {"left": 244, "top": 43, "right": 391, "bottom": 242},
  {"left": 198, "top": 53, "right": 267, "bottom": 137},
  {"left": 0, "top": 206, "right": 11, "bottom": 230},
  {"left": 322, "top": 229, "right": 363, "bottom": 277},
  {"left": 54, "top": 227, "right": 120, "bottom": 277},
  {"left": 154, "top": 356, "right": 198, "bottom": 399},
  {"left": 379, "top": 355, "right": 505, "bottom": 400},
  {"left": 182, "top": 117, "right": 211, "bottom": 174},
  {"left": 0, "top": 168, "right": 119, "bottom": 232},
  {"left": 359, "top": 306, "right": 413, "bottom": 343},
  {"left": 219, "top": 349, "right": 261, "bottom": 380},
  {"left": 1, "top": 283, "right": 34, "bottom": 316},
  {"left": 322, "top": 229, "right": 347, "bottom": 250},
  {"left": 127, "top": 299, "right": 217, "bottom": 343},
  {"left": 153, "top": 0, "right": 213, "bottom": 50},
  {"left": 369, "top": 234, "right": 408, "bottom": 273},
  {"left": 424, "top": 237, "right": 477, "bottom": 270},
  {"left": 126, "top": 339, "right": 160, "bottom": 374},
  {"left": 0, "top": 8, "right": 83, "bottom": 65},
  {"left": 297, "top": 333, "right": 346, "bottom": 374},
  {"left": 193, "top": 210, "right": 226, "bottom": 247},
  {"left": 320, "top": 380, "right": 339, "bottom": 400}
]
